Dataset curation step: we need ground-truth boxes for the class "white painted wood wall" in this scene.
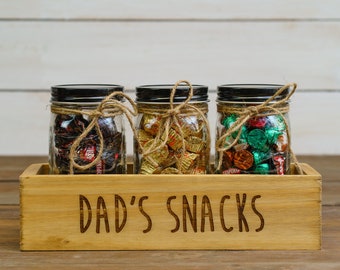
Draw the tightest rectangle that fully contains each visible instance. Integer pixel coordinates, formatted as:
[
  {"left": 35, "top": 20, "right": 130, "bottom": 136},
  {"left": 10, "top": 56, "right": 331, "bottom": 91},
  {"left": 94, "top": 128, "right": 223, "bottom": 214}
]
[{"left": 1, "top": 0, "right": 339, "bottom": 156}]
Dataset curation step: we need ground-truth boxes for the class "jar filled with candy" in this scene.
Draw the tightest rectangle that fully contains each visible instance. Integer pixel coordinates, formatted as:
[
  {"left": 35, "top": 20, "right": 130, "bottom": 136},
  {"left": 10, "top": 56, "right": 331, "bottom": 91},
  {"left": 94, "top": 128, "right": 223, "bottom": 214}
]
[
  {"left": 215, "top": 84, "right": 296, "bottom": 175},
  {"left": 49, "top": 84, "right": 126, "bottom": 174},
  {"left": 134, "top": 81, "right": 210, "bottom": 174}
]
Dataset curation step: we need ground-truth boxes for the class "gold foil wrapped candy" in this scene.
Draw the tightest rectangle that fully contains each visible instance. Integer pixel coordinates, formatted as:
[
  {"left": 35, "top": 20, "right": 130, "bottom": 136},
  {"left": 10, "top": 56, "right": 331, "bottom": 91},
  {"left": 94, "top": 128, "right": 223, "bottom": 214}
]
[
  {"left": 142, "top": 114, "right": 162, "bottom": 135},
  {"left": 185, "top": 136, "right": 205, "bottom": 153},
  {"left": 134, "top": 81, "right": 210, "bottom": 174},
  {"left": 142, "top": 139, "right": 169, "bottom": 164},
  {"left": 161, "top": 167, "right": 180, "bottom": 174},
  {"left": 162, "top": 128, "right": 183, "bottom": 151}
]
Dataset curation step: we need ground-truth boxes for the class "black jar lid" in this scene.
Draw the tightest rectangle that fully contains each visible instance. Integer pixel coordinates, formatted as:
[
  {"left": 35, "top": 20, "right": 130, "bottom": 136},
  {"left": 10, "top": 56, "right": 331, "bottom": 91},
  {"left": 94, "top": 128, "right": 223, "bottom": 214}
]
[
  {"left": 217, "top": 84, "right": 288, "bottom": 103},
  {"left": 135, "top": 84, "right": 208, "bottom": 103},
  {"left": 51, "top": 84, "right": 124, "bottom": 103}
]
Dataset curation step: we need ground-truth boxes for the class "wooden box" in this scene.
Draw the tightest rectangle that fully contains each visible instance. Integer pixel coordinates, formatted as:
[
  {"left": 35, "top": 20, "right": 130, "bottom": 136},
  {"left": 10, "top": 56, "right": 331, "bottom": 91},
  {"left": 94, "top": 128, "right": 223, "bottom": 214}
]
[{"left": 20, "top": 163, "right": 321, "bottom": 251}]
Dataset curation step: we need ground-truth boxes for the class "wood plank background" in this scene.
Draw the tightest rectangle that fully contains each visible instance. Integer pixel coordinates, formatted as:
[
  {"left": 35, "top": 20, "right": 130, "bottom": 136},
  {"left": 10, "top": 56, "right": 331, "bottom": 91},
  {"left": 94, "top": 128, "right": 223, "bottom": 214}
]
[{"left": 0, "top": 1, "right": 339, "bottom": 155}]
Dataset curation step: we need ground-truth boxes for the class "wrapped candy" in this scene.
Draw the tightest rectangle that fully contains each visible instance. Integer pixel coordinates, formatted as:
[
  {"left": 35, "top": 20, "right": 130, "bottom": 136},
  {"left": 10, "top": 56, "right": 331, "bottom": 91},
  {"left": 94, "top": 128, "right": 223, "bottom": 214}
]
[
  {"left": 134, "top": 81, "right": 210, "bottom": 174},
  {"left": 49, "top": 84, "right": 127, "bottom": 174},
  {"left": 215, "top": 84, "right": 296, "bottom": 174}
]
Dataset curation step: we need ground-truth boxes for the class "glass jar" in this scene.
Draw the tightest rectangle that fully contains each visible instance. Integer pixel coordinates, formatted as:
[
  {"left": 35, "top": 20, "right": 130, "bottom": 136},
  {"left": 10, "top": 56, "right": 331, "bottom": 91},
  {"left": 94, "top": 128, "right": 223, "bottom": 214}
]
[
  {"left": 215, "top": 84, "right": 294, "bottom": 175},
  {"left": 134, "top": 82, "right": 210, "bottom": 174},
  {"left": 49, "top": 84, "right": 126, "bottom": 174}
]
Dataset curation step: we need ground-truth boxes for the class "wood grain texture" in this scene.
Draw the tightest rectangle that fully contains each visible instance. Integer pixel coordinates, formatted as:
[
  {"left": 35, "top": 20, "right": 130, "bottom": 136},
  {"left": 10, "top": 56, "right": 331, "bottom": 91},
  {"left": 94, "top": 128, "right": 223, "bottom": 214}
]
[
  {"left": 0, "top": 1, "right": 340, "bottom": 156},
  {"left": 0, "top": 205, "right": 339, "bottom": 269},
  {"left": 0, "top": 0, "right": 339, "bottom": 264},
  {"left": 0, "top": 91, "right": 339, "bottom": 155},
  {"left": 1, "top": 21, "right": 339, "bottom": 90},
  {"left": 0, "top": 156, "right": 48, "bottom": 181},
  {"left": 1, "top": 155, "right": 339, "bottom": 206},
  {"left": 1, "top": 0, "right": 339, "bottom": 20},
  {"left": 19, "top": 163, "right": 321, "bottom": 250},
  {"left": 0, "top": 156, "right": 339, "bottom": 268}
]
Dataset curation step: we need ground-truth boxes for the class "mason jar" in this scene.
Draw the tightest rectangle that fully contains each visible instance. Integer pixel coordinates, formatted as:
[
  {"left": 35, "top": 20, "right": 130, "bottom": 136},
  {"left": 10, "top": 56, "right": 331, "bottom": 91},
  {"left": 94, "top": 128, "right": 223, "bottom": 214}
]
[
  {"left": 134, "top": 83, "right": 210, "bottom": 174},
  {"left": 215, "top": 84, "right": 293, "bottom": 175},
  {"left": 49, "top": 84, "right": 126, "bottom": 174}
]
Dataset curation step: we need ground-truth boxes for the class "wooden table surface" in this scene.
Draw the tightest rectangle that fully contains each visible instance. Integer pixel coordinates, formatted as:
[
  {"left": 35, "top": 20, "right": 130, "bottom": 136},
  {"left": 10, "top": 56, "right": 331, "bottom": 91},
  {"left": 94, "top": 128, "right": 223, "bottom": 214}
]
[{"left": 1, "top": 156, "right": 339, "bottom": 269}]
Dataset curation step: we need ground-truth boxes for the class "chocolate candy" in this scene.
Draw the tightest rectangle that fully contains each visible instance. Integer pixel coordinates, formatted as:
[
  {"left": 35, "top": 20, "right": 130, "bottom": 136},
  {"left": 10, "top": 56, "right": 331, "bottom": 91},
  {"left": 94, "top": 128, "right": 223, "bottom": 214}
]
[
  {"left": 185, "top": 136, "right": 204, "bottom": 153},
  {"left": 222, "top": 168, "right": 241, "bottom": 174},
  {"left": 216, "top": 83, "right": 293, "bottom": 174},
  {"left": 53, "top": 115, "right": 124, "bottom": 174},
  {"left": 135, "top": 82, "right": 210, "bottom": 174},
  {"left": 273, "top": 154, "right": 286, "bottom": 175},
  {"left": 139, "top": 121, "right": 208, "bottom": 174},
  {"left": 138, "top": 129, "right": 154, "bottom": 147},
  {"left": 140, "top": 160, "right": 160, "bottom": 174},
  {"left": 248, "top": 117, "right": 267, "bottom": 129},
  {"left": 222, "top": 114, "right": 237, "bottom": 128},
  {"left": 177, "top": 152, "right": 198, "bottom": 172},
  {"left": 233, "top": 143, "right": 248, "bottom": 152},
  {"left": 138, "top": 114, "right": 207, "bottom": 174},
  {"left": 233, "top": 149, "right": 254, "bottom": 170},
  {"left": 254, "top": 163, "right": 270, "bottom": 174},
  {"left": 247, "top": 129, "right": 268, "bottom": 151},
  {"left": 265, "top": 127, "right": 282, "bottom": 145},
  {"left": 136, "top": 108, "right": 209, "bottom": 174},
  {"left": 163, "top": 128, "right": 183, "bottom": 151},
  {"left": 161, "top": 167, "right": 180, "bottom": 174},
  {"left": 143, "top": 115, "right": 162, "bottom": 135},
  {"left": 222, "top": 150, "right": 234, "bottom": 168},
  {"left": 274, "top": 115, "right": 287, "bottom": 131},
  {"left": 49, "top": 84, "right": 127, "bottom": 174},
  {"left": 143, "top": 139, "right": 169, "bottom": 164},
  {"left": 252, "top": 150, "right": 271, "bottom": 165},
  {"left": 222, "top": 114, "right": 248, "bottom": 142},
  {"left": 217, "top": 113, "right": 290, "bottom": 174},
  {"left": 188, "top": 167, "right": 206, "bottom": 174},
  {"left": 176, "top": 116, "right": 202, "bottom": 137},
  {"left": 274, "top": 134, "right": 288, "bottom": 152}
]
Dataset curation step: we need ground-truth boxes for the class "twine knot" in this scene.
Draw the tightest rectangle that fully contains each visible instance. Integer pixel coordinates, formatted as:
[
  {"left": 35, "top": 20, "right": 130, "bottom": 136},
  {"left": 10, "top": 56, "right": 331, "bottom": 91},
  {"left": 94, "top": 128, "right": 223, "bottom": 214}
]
[
  {"left": 245, "top": 106, "right": 260, "bottom": 116},
  {"left": 90, "top": 111, "right": 104, "bottom": 118},
  {"left": 164, "top": 107, "right": 180, "bottom": 118},
  {"left": 51, "top": 91, "right": 138, "bottom": 174},
  {"left": 140, "top": 80, "right": 211, "bottom": 173},
  {"left": 215, "top": 83, "right": 302, "bottom": 174}
]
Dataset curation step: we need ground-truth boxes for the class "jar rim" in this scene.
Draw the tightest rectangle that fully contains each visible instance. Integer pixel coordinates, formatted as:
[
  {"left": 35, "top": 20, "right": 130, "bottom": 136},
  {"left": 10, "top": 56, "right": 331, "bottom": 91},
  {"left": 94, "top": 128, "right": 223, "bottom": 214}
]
[
  {"left": 135, "top": 84, "right": 208, "bottom": 103},
  {"left": 51, "top": 84, "right": 124, "bottom": 103},
  {"left": 217, "top": 84, "right": 289, "bottom": 102}
]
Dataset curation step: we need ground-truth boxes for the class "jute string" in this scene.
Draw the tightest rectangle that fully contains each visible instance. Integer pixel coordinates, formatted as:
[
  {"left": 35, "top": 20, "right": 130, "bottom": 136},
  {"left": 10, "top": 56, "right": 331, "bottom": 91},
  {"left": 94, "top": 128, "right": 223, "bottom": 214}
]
[
  {"left": 51, "top": 91, "right": 138, "bottom": 174},
  {"left": 215, "top": 83, "right": 303, "bottom": 174},
  {"left": 137, "top": 80, "right": 211, "bottom": 173}
]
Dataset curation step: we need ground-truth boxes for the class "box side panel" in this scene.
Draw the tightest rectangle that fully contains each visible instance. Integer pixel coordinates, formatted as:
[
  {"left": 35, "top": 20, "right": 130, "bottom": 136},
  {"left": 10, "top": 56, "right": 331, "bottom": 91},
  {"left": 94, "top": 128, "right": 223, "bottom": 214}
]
[{"left": 20, "top": 172, "right": 321, "bottom": 250}]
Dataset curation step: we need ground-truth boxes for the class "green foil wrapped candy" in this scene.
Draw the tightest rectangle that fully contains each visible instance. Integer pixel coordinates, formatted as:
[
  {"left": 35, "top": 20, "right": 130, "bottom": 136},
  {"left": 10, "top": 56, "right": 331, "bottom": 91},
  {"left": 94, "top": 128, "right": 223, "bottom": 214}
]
[
  {"left": 253, "top": 150, "right": 271, "bottom": 165},
  {"left": 247, "top": 129, "right": 268, "bottom": 151},
  {"left": 222, "top": 114, "right": 247, "bottom": 143},
  {"left": 254, "top": 163, "right": 270, "bottom": 174},
  {"left": 265, "top": 127, "right": 282, "bottom": 145},
  {"left": 222, "top": 114, "right": 237, "bottom": 128}
]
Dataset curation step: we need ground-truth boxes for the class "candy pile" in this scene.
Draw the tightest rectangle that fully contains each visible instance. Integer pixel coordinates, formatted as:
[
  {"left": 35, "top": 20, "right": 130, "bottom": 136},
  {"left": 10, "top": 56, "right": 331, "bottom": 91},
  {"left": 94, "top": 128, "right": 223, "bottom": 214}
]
[
  {"left": 136, "top": 114, "right": 209, "bottom": 174},
  {"left": 218, "top": 113, "right": 289, "bottom": 174},
  {"left": 51, "top": 114, "right": 125, "bottom": 174}
]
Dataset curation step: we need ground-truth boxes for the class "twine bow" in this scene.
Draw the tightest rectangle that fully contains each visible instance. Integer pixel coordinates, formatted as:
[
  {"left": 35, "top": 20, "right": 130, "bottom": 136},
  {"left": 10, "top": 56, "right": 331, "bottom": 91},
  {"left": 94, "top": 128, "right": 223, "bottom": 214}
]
[
  {"left": 141, "top": 80, "right": 211, "bottom": 172},
  {"left": 51, "top": 91, "right": 138, "bottom": 174},
  {"left": 215, "top": 83, "right": 302, "bottom": 174}
]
